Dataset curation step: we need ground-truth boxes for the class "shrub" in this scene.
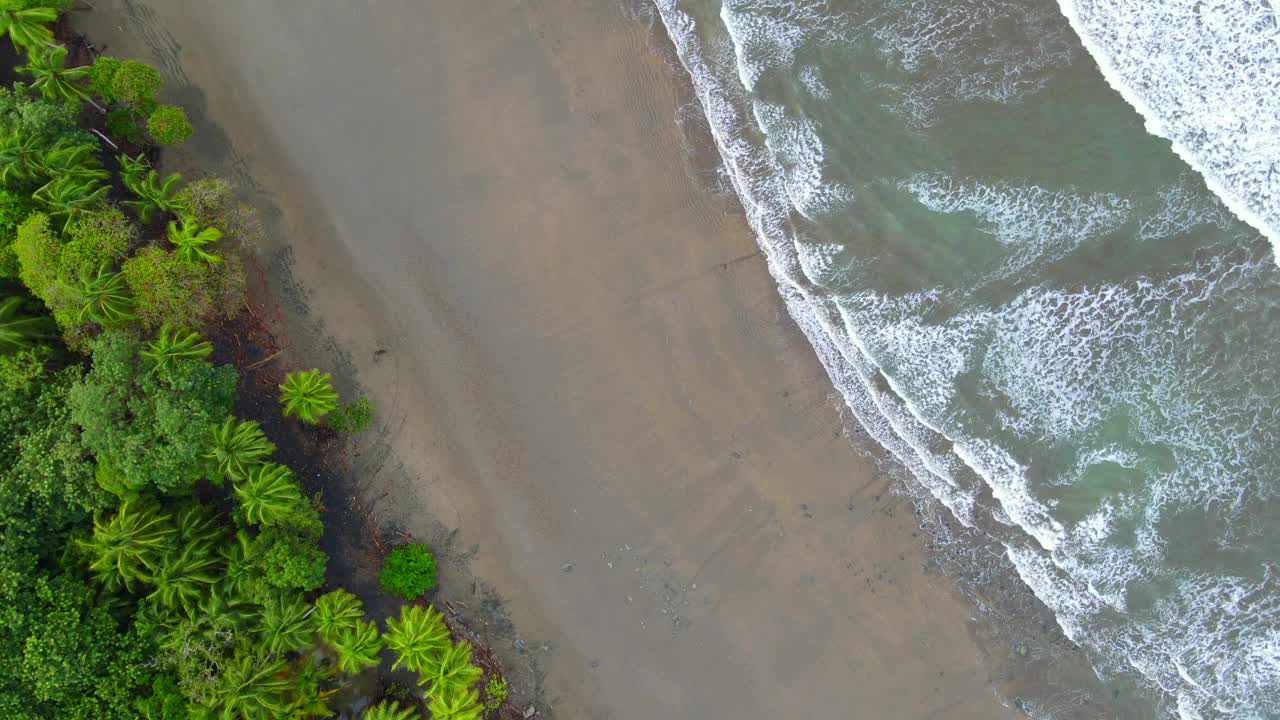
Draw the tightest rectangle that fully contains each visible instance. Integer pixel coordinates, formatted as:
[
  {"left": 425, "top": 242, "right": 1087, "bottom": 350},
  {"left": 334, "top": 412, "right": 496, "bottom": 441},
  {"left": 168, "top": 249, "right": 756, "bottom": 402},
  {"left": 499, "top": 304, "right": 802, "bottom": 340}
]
[
  {"left": 484, "top": 676, "right": 509, "bottom": 712},
  {"left": 14, "top": 212, "right": 70, "bottom": 309},
  {"left": 0, "top": 190, "right": 37, "bottom": 277},
  {"left": 379, "top": 543, "right": 437, "bottom": 599},
  {"left": 326, "top": 395, "right": 373, "bottom": 433},
  {"left": 120, "top": 245, "right": 245, "bottom": 330},
  {"left": 63, "top": 206, "right": 136, "bottom": 269},
  {"left": 146, "top": 104, "right": 192, "bottom": 145},
  {"left": 108, "top": 60, "right": 162, "bottom": 107},
  {"left": 177, "top": 177, "right": 264, "bottom": 250},
  {"left": 104, "top": 106, "right": 143, "bottom": 144},
  {"left": 87, "top": 56, "right": 122, "bottom": 103}
]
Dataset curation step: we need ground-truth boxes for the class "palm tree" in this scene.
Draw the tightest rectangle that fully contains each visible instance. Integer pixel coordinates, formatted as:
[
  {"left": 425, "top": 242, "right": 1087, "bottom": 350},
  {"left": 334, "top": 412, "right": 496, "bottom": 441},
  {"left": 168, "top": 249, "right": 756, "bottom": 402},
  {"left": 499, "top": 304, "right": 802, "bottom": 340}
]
[
  {"left": 34, "top": 174, "right": 108, "bottom": 227},
  {"left": 256, "top": 593, "right": 314, "bottom": 655},
  {"left": 167, "top": 215, "right": 224, "bottom": 266},
  {"left": 312, "top": 589, "right": 364, "bottom": 644},
  {"left": 174, "top": 502, "right": 225, "bottom": 547},
  {"left": 362, "top": 700, "right": 418, "bottom": 720},
  {"left": 233, "top": 462, "right": 303, "bottom": 526},
  {"left": 0, "top": 4, "right": 57, "bottom": 51},
  {"left": 141, "top": 325, "right": 213, "bottom": 376},
  {"left": 194, "top": 581, "right": 258, "bottom": 628},
  {"left": 148, "top": 540, "right": 220, "bottom": 612},
  {"left": 282, "top": 657, "right": 336, "bottom": 719},
  {"left": 35, "top": 138, "right": 107, "bottom": 183},
  {"left": 0, "top": 296, "right": 54, "bottom": 352},
  {"left": 218, "top": 529, "right": 261, "bottom": 600},
  {"left": 16, "top": 45, "right": 97, "bottom": 107},
  {"left": 122, "top": 166, "right": 186, "bottom": 222},
  {"left": 0, "top": 127, "right": 45, "bottom": 186},
  {"left": 279, "top": 369, "right": 339, "bottom": 424},
  {"left": 205, "top": 416, "right": 275, "bottom": 481},
  {"left": 79, "top": 500, "right": 175, "bottom": 591},
  {"left": 332, "top": 619, "right": 383, "bottom": 674},
  {"left": 118, "top": 152, "right": 148, "bottom": 189},
  {"left": 427, "top": 685, "right": 484, "bottom": 720},
  {"left": 384, "top": 604, "right": 451, "bottom": 674},
  {"left": 73, "top": 264, "right": 134, "bottom": 326},
  {"left": 211, "top": 645, "right": 293, "bottom": 720},
  {"left": 421, "top": 640, "right": 482, "bottom": 699}
]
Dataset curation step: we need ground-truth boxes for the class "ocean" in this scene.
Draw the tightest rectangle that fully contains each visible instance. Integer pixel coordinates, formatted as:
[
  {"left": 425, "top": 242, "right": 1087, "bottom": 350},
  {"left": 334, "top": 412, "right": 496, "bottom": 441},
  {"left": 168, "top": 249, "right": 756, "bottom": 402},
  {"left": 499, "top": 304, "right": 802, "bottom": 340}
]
[{"left": 648, "top": 0, "right": 1280, "bottom": 717}]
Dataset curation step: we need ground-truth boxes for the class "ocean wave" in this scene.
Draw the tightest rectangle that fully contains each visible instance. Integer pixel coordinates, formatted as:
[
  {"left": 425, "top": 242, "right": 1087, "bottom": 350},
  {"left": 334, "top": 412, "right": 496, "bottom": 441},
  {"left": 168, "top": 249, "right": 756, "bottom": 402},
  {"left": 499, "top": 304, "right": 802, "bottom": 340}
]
[{"left": 1055, "top": 0, "right": 1280, "bottom": 257}]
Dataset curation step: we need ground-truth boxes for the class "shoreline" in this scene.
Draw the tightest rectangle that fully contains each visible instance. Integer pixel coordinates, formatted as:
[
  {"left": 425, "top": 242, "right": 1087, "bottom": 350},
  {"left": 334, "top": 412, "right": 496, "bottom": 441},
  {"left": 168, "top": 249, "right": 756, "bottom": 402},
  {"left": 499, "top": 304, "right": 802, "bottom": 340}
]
[{"left": 76, "top": 1, "right": 1025, "bottom": 718}]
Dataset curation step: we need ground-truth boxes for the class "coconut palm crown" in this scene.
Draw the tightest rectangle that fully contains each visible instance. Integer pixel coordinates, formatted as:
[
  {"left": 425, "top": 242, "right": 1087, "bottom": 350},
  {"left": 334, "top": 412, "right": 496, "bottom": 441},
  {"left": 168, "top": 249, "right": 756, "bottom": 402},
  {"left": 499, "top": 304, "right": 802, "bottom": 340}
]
[{"left": 279, "top": 368, "right": 339, "bottom": 424}]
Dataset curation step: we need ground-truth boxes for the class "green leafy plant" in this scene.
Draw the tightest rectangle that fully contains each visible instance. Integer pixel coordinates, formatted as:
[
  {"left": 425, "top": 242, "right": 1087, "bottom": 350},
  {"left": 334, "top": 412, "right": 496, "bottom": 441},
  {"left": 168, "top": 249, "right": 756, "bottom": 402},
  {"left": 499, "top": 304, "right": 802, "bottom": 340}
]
[
  {"left": 79, "top": 499, "right": 175, "bottom": 591},
  {"left": 380, "top": 543, "right": 438, "bottom": 599},
  {"left": 104, "top": 105, "right": 144, "bottom": 143},
  {"left": 0, "top": 190, "right": 37, "bottom": 276},
  {"left": 0, "top": 295, "right": 54, "bottom": 352},
  {"left": 122, "top": 166, "right": 185, "bottom": 222},
  {"left": 108, "top": 59, "right": 162, "bottom": 107},
  {"left": 141, "top": 325, "right": 213, "bottom": 376},
  {"left": 427, "top": 685, "right": 484, "bottom": 720},
  {"left": 422, "top": 640, "right": 482, "bottom": 699},
  {"left": 87, "top": 55, "right": 122, "bottom": 103},
  {"left": 121, "top": 244, "right": 245, "bottom": 330},
  {"left": 332, "top": 619, "right": 384, "bottom": 674},
  {"left": 167, "top": 215, "right": 223, "bottom": 266},
  {"left": 279, "top": 368, "right": 339, "bottom": 424},
  {"left": 256, "top": 593, "right": 313, "bottom": 655},
  {"left": 327, "top": 394, "right": 374, "bottom": 433},
  {"left": 73, "top": 264, "right": 134, "bottom": 326},
  {"left": 148, "top": 538, "right": 220, "bottom": 612},
  {"left": 0, "top": 3, "right": 57, "bottom": 50},
  {"left": 204, "top": 416, "right": 275, "bottom": 481},
  {"left": 313, "top": 589, "right": 365, "bottom": 644},
  {"left": 233, "top": 462, "right": 303, "bottom": 526},
  {"left": 363, "top": 700, "right": 419, "bottom": 720},
  {"left": 33, "top": 174, "right": 109, "bottom": 228},
  {"left": 16, "top": 45, "right": 94, "bottom": 106},
  {"left": 34, "top": 137, "right": 106, "bottom": 183},
  {"left": 483, "top": 676, "right": 509, "bottom": 712},
  {"left": 0, "top": 126, "right": 44, "bottom": 185},
  {"left": 147, "top": 103, "right": 192, "bottom": 145},
  {"left": 206, "top": 644, "right": 293, "bottom": 720},
  {"left": 384, "top": 603, "right": 450, "bottom": 674}
]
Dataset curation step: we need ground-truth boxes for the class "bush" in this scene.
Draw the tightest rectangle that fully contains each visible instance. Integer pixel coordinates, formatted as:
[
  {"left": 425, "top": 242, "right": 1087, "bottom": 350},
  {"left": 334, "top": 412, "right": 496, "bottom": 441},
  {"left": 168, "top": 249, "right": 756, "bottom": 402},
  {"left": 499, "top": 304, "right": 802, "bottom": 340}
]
[
  {"left": 484, "top": 676, "right": 509, "bottom": 711},
  {"left": 63, "top": 207, "right": 136, "bottom": 270},
  {"left": 326, "top": 395, "right": 373, "bottom": 433},
  {"left": 177, "top": 177, "right": 264, "bottom": 250},
  {"left": 146, "top": 105, "right": 192, "bottom": 145},
  {"left": 0, "top": 191, "right": 37, "bottom": 277},
  {"left": 379, "top": 543, "right": 437, "bottom": 599},
  {"left": 104, "top": 107, "right": 143, "bottom": 144},
  {"left": 109, "top": 60, "right": 162, "bottom": 107},
  {"left": 121, "top": 245, "right": 245, "bottom": 330},
  {"left": 87, "top": 56, "right": 122, "bottom": 104}
]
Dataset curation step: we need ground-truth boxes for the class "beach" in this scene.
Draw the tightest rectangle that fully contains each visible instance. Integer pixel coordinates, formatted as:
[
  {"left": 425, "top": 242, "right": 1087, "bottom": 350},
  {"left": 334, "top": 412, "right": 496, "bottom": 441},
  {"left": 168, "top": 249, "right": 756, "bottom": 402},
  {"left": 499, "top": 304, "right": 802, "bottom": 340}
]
[{"left": 75, "top": 1, "right": 1016, "bottom": 718}]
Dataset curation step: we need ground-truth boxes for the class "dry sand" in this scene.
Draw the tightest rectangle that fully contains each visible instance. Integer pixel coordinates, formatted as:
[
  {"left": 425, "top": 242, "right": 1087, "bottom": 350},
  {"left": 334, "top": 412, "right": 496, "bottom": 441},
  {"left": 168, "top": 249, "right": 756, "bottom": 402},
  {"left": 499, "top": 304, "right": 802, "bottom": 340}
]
[{"left": 77, "top": 1, "right": 1018, "bottom": 717}]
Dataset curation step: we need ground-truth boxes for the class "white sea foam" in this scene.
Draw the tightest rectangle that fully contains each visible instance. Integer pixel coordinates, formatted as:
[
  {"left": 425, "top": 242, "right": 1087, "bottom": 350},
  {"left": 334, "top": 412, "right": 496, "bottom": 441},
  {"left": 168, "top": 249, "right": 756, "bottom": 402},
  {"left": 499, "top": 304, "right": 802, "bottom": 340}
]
[{"left": 1055, "top": 0, "right": 1280, "bottom": 257}]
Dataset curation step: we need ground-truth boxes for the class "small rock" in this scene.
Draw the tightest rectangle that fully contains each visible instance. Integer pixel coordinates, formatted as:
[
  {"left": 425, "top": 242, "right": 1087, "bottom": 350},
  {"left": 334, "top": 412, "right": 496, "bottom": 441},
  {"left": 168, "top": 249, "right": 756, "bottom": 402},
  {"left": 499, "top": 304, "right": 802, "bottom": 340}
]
[
  {"left": 561, "top": 563, "right": 574, "bottom": 573},
  {"left": 524, "top": 706, "right": 537, "bottom": 719}
]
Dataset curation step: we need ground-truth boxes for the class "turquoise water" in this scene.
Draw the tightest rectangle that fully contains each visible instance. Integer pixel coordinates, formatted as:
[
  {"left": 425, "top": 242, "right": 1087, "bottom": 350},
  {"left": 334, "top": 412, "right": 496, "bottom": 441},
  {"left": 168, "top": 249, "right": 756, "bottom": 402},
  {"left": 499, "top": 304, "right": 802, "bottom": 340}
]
[{"left": 651, "top": 0, "right": 1280, "bottom": 717}]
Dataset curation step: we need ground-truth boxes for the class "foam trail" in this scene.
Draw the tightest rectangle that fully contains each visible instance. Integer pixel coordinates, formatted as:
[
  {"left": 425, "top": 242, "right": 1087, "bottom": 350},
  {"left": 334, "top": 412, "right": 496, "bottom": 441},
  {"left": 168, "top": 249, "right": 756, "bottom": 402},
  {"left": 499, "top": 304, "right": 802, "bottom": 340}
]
[{"left": 1055, "top": 0, "right": 1280, "bottom": 258}]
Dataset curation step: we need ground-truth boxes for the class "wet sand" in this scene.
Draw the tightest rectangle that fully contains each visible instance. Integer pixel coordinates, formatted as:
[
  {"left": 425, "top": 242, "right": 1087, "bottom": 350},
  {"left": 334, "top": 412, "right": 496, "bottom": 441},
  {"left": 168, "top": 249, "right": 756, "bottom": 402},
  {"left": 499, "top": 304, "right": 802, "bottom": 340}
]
[{"left": 77, "top": 1, "right": 1016, "bottom": 717}]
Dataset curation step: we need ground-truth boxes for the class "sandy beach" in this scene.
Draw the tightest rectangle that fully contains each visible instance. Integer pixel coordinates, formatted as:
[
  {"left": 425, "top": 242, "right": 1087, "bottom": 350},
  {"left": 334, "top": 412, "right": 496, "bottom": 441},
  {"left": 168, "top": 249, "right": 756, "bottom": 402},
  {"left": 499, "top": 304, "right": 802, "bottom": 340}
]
[{"left": 75, "top": 1, "right": 1016, "bottom": 717}]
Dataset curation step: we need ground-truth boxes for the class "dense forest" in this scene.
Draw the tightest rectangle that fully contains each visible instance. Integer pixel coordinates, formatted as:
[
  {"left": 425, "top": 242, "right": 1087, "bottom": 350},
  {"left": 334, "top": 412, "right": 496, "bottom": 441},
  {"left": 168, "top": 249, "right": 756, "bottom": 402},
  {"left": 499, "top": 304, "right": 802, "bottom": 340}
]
[{"left": 0, "top": 2, "right": 506, "bottom": 718}]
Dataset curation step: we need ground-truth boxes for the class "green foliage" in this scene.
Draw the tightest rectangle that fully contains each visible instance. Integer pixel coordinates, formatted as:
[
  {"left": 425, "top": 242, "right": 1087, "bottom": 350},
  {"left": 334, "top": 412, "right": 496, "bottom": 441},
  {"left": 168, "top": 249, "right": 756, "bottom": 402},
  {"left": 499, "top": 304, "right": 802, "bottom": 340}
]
[
  {"left": 148, "top": 532, "right": 220, "bottom": 612},
  {"left": 248, "top": 500, "right": 327, "bottom": 599},
  {"left": 142, "top": 325, "right": 213, "bottom": 377},
  {"left": 72, "top": 265, "right": 134, "bottom": 326},
  {"left": 327, "top": 394, "right": 374, "bottom": 433},
  {"left": 0, "top": 295, "right": 54, "bottom": 351},
  {"left": 204, "top": 416, "right": 275, "bottom": 481},
  {"left": 0, "top": 4, "right": 57, "bottom": 50},
  {"left": 364, "top": 699, "right": 420, "bottom": 720},
  {"left": 33, "top": 174, "right": 109, "bottom": 228},
  {"left": 79, "top": 499, "right": 175, "bottom": 591},
  {"left": 0, "top": 190, "right": 36, "bottom": 276},
  {"left": 0, "top": 125, "right": 43, "bottom": 186},
  {"left": 122, "top": 165, "right": 185, "bottom": 222},
  {"left": 35, "top": 137, "right": 106, "bottom": 183},
  {"left": 167, "top": 215, "right": 223, "bottom": 266},
  {"left": 109, "top": 59, "right": 162, "bottom": 107},
  {"left": 177, "top": 176, "right": 264, "bottom": 249},
  {"left": 63, "top": 205, "right": 136, "bottom": 267},
  {"left": 384, "top": 603, "right": 450, "bottom": 674},
  {"left": 148, "top": 103, "right": 193, "bottom": 145},
  {"left": 422, "top": 640, "right": 482, "bottom": 698},
  {"left": 70, "top": 332, "right": 237, "bottom": 493},
  {"left": 204, "top": 643, "right": 292, "bottom": 720},
  {"left": 427, "top": 685, "right": 484, "bottom": 720},
  {"left": 380, "top": 543, "right": 438, "bottom": 599},
  {"left": 313, "top": 589, "right": 365, "bottom": 645},
  {"left": 121, "top": 243, "right": 245, "bottom": 331},
  {"left": 105, "top": 105, "right": 144, "bottom": 143},
  {"left": 0, "top": 81, "right": 91, "bottom": 152},
  {"left": 279, "top": 368, "right": 339, "bottom": 424},
  {"left": 332, "top": 618, "right": 384, "bottom": 674},
  {"left": 17, "top": 45, "right": 92, "bottom": 105},
  {"left": 87, "top": 55, "right": 122, "bottom": 103},
  {"left": 483, "top": 675, "right": 509, "bottom": 712},
  {"left": 256, "top": 592, "right": 313, "bottom": 656},
  {"left": 233, "top": 462, "right": 303, "bottom": 526}
]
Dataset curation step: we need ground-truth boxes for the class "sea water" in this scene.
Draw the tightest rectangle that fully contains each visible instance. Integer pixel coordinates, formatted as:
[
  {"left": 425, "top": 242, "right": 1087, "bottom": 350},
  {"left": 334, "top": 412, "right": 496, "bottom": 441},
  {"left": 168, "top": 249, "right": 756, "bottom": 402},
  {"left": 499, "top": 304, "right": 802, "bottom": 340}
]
[{"left": 648, "top": 0, "right": 1280, "bottom": 717}]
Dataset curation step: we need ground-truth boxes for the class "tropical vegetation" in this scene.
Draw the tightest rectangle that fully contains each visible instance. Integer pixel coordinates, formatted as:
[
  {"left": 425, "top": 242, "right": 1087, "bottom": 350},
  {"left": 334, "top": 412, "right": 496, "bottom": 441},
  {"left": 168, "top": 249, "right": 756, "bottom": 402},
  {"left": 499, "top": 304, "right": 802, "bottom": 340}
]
[{"left": 0, "top": 5, "right": 509, "bottom": 719}]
